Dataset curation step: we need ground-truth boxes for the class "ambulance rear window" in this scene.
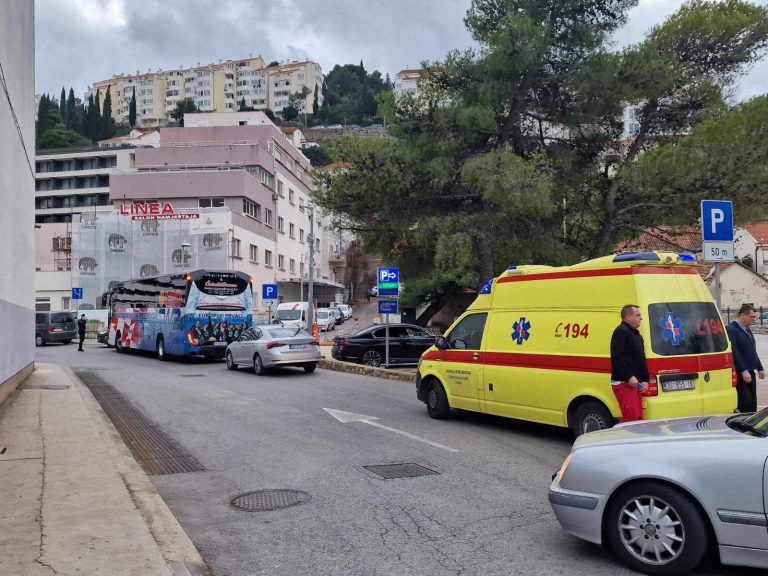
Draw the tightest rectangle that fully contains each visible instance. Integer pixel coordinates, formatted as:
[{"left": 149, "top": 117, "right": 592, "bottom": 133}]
[{"left": 648, "top": 302, "right": 728, "bottom": 356}]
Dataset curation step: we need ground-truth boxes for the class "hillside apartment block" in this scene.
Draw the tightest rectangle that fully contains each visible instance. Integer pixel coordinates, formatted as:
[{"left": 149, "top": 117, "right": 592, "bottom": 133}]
[
  {"left": 86, "top": 56, "right": 324, "bottom": 128},
  {"left": 34, "top": 112, "right": 348, "bottom": 313}
]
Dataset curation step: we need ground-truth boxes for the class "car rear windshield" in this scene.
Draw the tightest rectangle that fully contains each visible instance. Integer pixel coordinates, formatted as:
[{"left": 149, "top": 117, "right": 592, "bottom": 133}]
[
  {"left": 265, "top": 327, "right": 304, "bottom": 338},
  {"left": 648, "top": 302, "right": 728, "bottom": 356},
  {"left": 50, "top": 313, "right": 75, "bottom": 323}
]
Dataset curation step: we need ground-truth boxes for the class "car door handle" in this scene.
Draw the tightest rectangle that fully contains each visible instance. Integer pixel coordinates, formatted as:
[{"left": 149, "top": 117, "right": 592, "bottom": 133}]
[{"left": 472, "top": 352, "right": 480, "bottom": 361}]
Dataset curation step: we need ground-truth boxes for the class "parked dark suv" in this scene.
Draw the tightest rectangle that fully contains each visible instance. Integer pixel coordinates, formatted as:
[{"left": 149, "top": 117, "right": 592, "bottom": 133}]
[
  {"left": 35, "top": 311, "right": 77, "bottom": 346},
  {"left": 332, "top": 323, "right": 436, "bottom": 366}
]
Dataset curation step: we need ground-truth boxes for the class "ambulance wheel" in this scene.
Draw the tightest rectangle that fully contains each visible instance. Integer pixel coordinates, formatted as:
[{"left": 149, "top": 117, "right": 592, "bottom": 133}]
[
  {"left": 426, "top": 379, "right": 450, "bottom": 419},
  {"left": 571, "top": 401, "right": 612, "bottom": 436}
]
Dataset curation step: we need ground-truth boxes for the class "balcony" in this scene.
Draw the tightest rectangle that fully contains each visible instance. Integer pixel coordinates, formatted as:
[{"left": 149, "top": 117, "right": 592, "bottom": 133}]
[{"left": 328, "top": 251, "right": 346, "bottom": 266}]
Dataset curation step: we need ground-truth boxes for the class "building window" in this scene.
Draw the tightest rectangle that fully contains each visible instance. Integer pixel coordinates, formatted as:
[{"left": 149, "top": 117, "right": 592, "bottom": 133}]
[
  {"left": 278, "top": 216, "right": 284, "bottom": 233},
  {"left": 288, "top": 189, "right": 294, "bottom": 204},
  {"left": 278, "top": 254, "right": 285, "bottom": 270},
  {"left": 250, "top": 244, "right": 258, "bottom": 263},
  {"left": 243, "top": 199, "right": 261, "bottom": 220},
  {"left": 199, "top": 197, "right": 225, "bottom": 208},
  {"left": 35, "top": 298, "right": 51, "bottom": 312},
  {"left": 289, "top": 223, "right": 295, "bottom": 238},
  {"left": 265, "top": 208, "right": 273, "bottom": 227},
  {"left": 315, "top": 238, "right": 320, "bottom": 251},
  {"left": 231, "top": 238, "right": 241, "bottom": 258},
  {"left": 265, "top": 250, "right": 273, "bottom": 267},
  {"left": 277, "top": 180, "right": 284, "bottom": 197},
  {"left": 300, "top": 262, "right": 305, "bottom": 275},
  {"left": 299, "top": 228, "right": 304, "bottom": 243},
  {"left": 289, "top": 258, "right": 295, "bottom": 273}
]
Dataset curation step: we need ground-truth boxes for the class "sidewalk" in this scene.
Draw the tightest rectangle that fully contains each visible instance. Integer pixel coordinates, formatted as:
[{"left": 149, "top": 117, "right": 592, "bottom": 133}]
[{"left": 0, "top": 363, "right": 208, "bottom": 576}]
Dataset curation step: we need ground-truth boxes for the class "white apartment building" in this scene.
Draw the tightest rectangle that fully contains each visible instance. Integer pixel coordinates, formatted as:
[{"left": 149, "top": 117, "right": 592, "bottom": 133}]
[
  {"left": 87, "top": 57, "right": 324, "bottom": 128},
  {"left": 394, "top": 69, "right": 421, "bottom": 98},
  {"left": 1, "top": 0, "right": 35, "bottom": 395}
]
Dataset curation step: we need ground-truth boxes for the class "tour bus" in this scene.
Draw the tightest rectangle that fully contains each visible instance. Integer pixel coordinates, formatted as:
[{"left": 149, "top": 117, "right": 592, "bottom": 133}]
[
  {"left": 416, "top": 252, "right": 737, "bottom": 436},
  {"left": 107, "top": 269, "right": 253, "bottom": 360}
]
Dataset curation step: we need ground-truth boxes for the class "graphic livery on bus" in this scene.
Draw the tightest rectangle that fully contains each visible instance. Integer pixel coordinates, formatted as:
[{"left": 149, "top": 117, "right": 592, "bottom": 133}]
[{"left": 107, "top": 270, "right": 253, "bottom": 359}]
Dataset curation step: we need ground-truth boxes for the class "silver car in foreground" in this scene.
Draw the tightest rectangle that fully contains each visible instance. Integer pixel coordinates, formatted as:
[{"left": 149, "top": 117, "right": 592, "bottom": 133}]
[
  {"left": 549, "top": 409, "right": 768, "bottom": 575},
  {"left": 225, "top": 325, "right": 321, "bottom": 375}
]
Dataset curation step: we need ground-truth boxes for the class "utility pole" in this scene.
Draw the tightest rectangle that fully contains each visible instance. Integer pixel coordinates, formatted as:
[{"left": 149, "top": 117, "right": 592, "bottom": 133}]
[{"left": 307, "top": 204, "right": 315, "bottom": 332}]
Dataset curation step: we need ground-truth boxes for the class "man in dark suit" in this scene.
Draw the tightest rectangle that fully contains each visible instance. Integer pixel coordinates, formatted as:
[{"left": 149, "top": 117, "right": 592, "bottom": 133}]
[{"left": 725, "top": 304, "right": 764, "bottom": 413}]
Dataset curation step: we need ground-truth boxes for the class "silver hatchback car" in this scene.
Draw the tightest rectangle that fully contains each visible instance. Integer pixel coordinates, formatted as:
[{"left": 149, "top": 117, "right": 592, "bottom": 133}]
[
  {"left": 549, "top": 409, "right": 768, "bottom": 574},
  {"left": 225, "top": 325, "right": 321, "bottom": 375}
]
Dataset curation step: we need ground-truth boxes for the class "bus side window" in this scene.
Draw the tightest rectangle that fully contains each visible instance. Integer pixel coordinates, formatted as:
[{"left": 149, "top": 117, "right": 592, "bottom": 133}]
[{"left": 171, "top": 309, "right": 181, "bottom": 326}]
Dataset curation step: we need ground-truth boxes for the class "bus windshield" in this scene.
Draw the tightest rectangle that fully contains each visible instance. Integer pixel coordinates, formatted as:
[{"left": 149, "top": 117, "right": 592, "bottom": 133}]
[{"left": 188, "top": 272, "right": 252, "bottom": 311}]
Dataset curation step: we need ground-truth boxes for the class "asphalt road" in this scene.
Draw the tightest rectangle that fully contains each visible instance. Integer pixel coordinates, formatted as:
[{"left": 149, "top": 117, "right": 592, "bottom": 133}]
[{"left": 37, "top": 342, "right": 764, "bottom": 576}]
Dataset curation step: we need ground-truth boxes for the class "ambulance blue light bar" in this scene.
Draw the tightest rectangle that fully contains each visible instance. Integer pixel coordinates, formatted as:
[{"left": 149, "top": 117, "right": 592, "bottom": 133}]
[
  {"left": 507, "top": 265, "right": 517, "bottom": 270},
  {"left": 613, "top": 252, "right": 661, "bottom": 263},
  {"left": 678, "top": 253, "right": 696, "bottom": 262},
  {"left": 479, "top": 278, "right": 494, "bottom": 294}
]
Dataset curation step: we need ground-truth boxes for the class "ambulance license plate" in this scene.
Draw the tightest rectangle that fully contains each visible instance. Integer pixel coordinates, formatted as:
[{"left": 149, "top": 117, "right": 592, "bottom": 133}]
[{"left": 662, "top": 379, "right": 695, "bottom": 392}]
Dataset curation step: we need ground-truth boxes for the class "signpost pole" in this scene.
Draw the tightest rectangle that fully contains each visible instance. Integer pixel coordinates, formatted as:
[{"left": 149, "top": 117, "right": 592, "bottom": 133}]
[
  {"left": 714, "top": 265, "right": 721, "bottom": 311},
  {"left": 385, "top": 312, "right": 390, "bottom": 367}
]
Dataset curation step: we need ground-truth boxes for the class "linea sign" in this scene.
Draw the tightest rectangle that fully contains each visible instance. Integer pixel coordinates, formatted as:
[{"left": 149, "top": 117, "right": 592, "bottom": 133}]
[{"left": 119, "top": 202, "right": 200, "bottom": 221}]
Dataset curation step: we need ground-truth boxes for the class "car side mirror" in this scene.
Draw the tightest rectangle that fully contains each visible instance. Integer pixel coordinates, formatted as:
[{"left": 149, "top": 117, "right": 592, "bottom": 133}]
[{"left": 435, "top": 336, "right": 447, "bottom": 350}]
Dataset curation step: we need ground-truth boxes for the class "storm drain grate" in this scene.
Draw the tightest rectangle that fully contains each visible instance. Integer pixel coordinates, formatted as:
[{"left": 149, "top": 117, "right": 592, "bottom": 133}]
[
  {"left": 75, "top": 370, "right": 204, "bottom": 476},
  {"left": 21, "top": 384, "right": 70, "bottom": 390},
  {"left": 364, "top": 463, "right": 440, "bottom": 479},
  {"left": 229, "top": 489, "right": 311, "bottom": 512}
]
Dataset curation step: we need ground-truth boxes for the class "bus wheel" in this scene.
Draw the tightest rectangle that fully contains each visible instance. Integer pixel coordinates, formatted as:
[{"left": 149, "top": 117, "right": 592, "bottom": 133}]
[
  {"left": 156, "top": 336, "right": 166, "bottom": 361},
  {"left": 226, "top": 351, "right": 238, "bottom": 370},
  {"left": 571, "top": 401, "right": 612, "bottom": 437},
  {"left": 253, "top": 353, "right": 266, "bottom": 376},
  {"left": 115, "top": 332, "right": 124, "bottom": 353}
]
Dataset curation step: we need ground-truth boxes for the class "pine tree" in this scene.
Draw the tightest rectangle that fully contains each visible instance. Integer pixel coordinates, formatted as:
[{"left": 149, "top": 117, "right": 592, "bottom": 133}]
[
  {"left": 128, "top": 87, "right": 137, "bottom": 128},
  {"left": 66, "top": 88, "right": 77, "bottom": 130},
  {"left": 85, "top": 93, "right": 97, "bottom": 142},
  {"left": 239, "top": 97, "right": 247, "bottom": 111},
  {"left": 36, "top": 94, "right": 52, "bottom": 138},
  {"left": 59, "top": 87, "right": 67, "bottom": 123},
  {"left": 101, "top": 87, "right": 116, "bottom": 140},
  {"left": 312, "top": 84, "right": 319, "bottom": 115}
]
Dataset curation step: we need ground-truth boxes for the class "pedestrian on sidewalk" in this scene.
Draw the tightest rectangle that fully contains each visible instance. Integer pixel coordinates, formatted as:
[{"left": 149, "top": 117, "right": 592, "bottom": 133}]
[
  {"left": 77, "top": 314, "right": 87, "bottom": 351},
  {"left": 725, "top": 304, "right": 764, "bottom": 413},
  {"left": 610, "top": 304, "right": 650, "bottom": 423}
]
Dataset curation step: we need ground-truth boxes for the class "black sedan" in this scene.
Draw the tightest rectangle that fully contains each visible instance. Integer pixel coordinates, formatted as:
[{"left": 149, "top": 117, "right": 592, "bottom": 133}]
[{"left": 332, "top": 323, "right": 437, "bottom": 367}]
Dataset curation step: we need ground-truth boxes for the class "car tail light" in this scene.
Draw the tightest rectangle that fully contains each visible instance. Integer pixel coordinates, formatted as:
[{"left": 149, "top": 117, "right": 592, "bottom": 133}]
[
  {"left": 732, "top": 368, "right": 738, "bottom": 387},
  {"left": 640, "top": 376, "right": 658, "bottom": 397},
  {"left": 47, "top": 325, "right": 52, "bottom": 333},
  {"left": 267, "top": 342, "right": 286, "bottom": 349},
  {"left": 187, "top": 332, "right": 199, "bottom": 346}
]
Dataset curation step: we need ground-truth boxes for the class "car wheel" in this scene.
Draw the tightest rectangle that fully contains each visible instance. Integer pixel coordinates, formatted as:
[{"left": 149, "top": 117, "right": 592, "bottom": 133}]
[
  {"left": 606, "top": 482, "right": 709, "bottom": 576},
  {"left": 362, "top": 349, "right": 382, "bottom": 367},
  {"left": 35, "top": 334, "right": 45, "bottom": 347},
  {"left": 570, "top": 401, "right": 612, "bottom": 437},
  {"left": 226, "top": 351, "right": 238, "bottom": 370},
  {"left": 253, "top": 353, "right": 266, "bottom": 376},
  {"left": 303, "top": 362, "right": 317, "bottom": 373},
  {"left": 115, "top": 332, "right": 124, "bottom": 353},
  {"left": 426, "top": 379, "right": 450, "bottom": 419},
  {"left": 156, "top": 336, "right": 166, "bottom": 361}
]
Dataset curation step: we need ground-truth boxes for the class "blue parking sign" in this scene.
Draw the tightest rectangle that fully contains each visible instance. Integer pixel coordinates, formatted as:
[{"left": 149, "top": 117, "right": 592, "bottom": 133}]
[
  {"left": 377, "top": 267, "right": 399, "bottom": 296},
  {"left": 71, "top": 287, "right": 83, "bottom": 300},
  {"left": 701, "top": 200, "right": 733, "bottom": 242}
]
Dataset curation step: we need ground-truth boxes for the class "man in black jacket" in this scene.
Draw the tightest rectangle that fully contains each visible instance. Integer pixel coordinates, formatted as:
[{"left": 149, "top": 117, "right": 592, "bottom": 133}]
[
  {"left": 610, "top": 304, "right": 650, "bottom": 422},
  {"left": 77, "top": 314, "right": 87, "bottom": 352},
  {"left": 725, "top": 304, "right": 764, "bottom": 413}
]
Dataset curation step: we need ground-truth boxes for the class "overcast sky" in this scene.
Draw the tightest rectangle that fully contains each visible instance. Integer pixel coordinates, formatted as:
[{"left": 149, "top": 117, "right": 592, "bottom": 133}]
[{"left": 35, "top": 0, "right": 768, "bottom": 101}]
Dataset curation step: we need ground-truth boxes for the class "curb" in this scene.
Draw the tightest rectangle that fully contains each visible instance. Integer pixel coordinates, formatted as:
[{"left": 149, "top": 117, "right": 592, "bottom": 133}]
[
  {"left": 318, "top": 358, "right": 416, "bottom": 382},
  {"left": 64, "top": 366, "right": 211, "bottom": 576}
]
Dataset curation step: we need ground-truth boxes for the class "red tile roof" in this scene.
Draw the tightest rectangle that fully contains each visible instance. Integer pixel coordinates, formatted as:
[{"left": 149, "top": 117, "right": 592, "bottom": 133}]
[
  {"left": 742, "top": 222, "right": 768, "bottom": 244},
  {"left": 614, "top": 225, "right": 702, "bottom": 253}
]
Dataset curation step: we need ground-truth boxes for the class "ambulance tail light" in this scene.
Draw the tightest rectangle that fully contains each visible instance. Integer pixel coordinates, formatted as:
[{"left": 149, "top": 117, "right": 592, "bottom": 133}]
[
  {"left": 641, "top": 376, "right": 659, "bottom": 397},
  {"left": 732, "top": 368, "right": 738, "bottom": 387},
  {"left": 187, "top": 332, "right": 199, "bottom": 346}
]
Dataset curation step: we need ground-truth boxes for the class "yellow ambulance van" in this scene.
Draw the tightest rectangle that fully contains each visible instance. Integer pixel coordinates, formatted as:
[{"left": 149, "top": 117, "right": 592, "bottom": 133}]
[{"left": 416, "top": 252, "right": 737, "bottom": 435}]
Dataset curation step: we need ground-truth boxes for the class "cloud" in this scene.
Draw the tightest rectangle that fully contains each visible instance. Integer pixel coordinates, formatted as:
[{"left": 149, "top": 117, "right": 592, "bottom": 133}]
[{"left": 35, "top": 0, "right": 768, "bottom": 101}]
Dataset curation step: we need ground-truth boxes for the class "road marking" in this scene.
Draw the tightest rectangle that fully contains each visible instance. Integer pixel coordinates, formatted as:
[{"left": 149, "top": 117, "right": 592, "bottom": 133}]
[{"left": 323, "top": 408, "right": 460, "bottom": 452}]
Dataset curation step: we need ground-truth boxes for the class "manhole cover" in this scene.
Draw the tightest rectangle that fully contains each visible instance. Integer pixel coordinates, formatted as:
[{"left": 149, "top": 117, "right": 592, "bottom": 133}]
[
  {"left": 229, "top": 489, "right": 310, "bottom": 512},
  {"left": 21, "top": 384, "right": 70, "bottom": 390},
  {"left": 364, "top": 463, "right": 440, "bottom": 479}
]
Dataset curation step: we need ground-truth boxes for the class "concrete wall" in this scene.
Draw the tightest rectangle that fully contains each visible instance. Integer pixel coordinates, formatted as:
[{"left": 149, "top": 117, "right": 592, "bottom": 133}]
[
  {"left": 0, "top": 1, "right": 35, "bottom": 399},
  {"left": 710, "top": 264, "right": 768, "bottom": 310}
]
